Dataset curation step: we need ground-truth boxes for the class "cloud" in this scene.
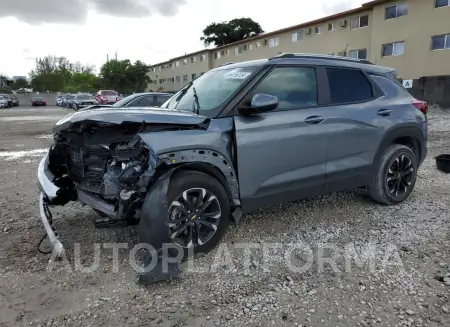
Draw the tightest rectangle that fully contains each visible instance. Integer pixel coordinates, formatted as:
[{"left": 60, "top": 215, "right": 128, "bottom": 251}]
[{"left": 0, "top": 0, "right": 187, "bottom": 24}]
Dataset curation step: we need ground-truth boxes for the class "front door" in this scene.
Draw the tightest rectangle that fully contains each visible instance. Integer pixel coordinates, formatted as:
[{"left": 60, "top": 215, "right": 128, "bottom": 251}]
[{"left": 233, "top": 65, "right": 328, "bottom": 213}]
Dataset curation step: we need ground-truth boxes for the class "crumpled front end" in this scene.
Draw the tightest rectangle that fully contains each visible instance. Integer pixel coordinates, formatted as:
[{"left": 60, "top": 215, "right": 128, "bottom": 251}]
[{"left": 37, "top": 111, "right": 212, "bottom": 282}]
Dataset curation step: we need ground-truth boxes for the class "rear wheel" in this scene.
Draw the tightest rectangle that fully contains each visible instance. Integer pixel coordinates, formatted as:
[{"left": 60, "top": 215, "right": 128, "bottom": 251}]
[
  {"left": 167, "top": 171, "right": 230, "bottom": 257},
  {"left": 368, "top": 144, "right": 418, "bottom": 205}
]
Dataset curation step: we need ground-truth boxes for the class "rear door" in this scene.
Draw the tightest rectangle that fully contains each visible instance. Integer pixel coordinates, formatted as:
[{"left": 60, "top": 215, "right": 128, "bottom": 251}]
[
  {"left": 233, "top": 65, "right": 328, "bottom": 213},
  {"left": 319, "top": 66, "right": 399, "bottom": 193}
]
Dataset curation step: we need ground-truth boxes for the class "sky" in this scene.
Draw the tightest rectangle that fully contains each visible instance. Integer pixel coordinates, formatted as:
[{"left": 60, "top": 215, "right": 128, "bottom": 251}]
[{"left": 0, "top": 0, "right": 366, "bottom": 77}]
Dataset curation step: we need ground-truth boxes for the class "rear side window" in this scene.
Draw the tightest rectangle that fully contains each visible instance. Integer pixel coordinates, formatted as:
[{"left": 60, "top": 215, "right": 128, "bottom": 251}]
[
  {"left": 326, "top": 68, "right": 373, "bottom": 104},
  {"left": 155, "top": 95, "right": 171, "bottom": 106}
]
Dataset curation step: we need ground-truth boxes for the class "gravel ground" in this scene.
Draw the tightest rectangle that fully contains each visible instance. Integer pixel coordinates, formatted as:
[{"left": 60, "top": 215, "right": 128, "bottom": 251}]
[{"left": 1, "top": 106, "right": 450, "bottom": 327}]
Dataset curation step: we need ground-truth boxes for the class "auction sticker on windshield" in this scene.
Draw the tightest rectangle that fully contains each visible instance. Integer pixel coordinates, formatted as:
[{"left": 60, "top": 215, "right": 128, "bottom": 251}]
[{"left": 224, "top": 69, "right": 252, "bottom": 79}]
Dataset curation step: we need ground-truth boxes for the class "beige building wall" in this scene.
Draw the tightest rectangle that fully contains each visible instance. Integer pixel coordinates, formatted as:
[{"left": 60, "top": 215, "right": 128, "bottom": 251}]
[
  {"left": 148, "top": 0, "right": 450, "bottom": 91},
  {"left": 371, "top": 0, "right": 450, "bottom": 79},
  {"left": 212, "top": 10, "right": 373, "bottom": 67}
]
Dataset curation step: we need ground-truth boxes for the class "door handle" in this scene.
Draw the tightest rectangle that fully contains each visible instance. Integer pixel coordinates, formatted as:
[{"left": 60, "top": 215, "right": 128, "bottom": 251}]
[
  {"left": 377, "top": 109, "right": 391, "bottom": 116},
  {"left": 305, "top": 116, "right": 324, "bottom": 124}
]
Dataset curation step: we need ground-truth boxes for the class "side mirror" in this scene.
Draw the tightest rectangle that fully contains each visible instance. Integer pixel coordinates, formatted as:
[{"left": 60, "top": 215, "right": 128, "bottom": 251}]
[{"left": 239, "top": 93, "right": 278, "bottom": 115}]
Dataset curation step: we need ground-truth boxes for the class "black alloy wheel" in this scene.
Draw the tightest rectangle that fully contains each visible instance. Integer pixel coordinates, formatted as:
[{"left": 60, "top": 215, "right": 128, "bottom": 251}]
[
  {"left": 386, "top": 154, "right": 414, "bottom": 197},
  {"left": 168, "top": 187, "right": 222, "bottom": 249}
]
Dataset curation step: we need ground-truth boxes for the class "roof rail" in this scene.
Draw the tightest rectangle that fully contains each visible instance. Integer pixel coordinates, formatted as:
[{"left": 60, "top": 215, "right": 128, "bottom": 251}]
[
  {"left": 219, "top": 62, "right": 234, "bottom": 67},
  {"left": 268, "top": 53, "right": 374, "bottom": 65}
]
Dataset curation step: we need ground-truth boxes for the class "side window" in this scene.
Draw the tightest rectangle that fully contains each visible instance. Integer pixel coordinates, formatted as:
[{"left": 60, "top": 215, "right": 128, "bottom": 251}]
[
  {"left": 136, "top": 97, "right": 151, "bottom": 106},
  {"left": 155, "top": 95, "right": 171, "bottom": 106},
  {"left": 326, "top": 68, "right": 373, "bottom": 104},
  {"left": 128, "top": 97, "right": 151, "bottom": 107},
  {"left": 251, "top": 66, "right": 318, "bottom": 110}
]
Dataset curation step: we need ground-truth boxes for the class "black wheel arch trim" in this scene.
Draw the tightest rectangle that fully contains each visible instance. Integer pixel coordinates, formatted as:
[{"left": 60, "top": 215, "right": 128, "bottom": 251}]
[
  {"left": 374, "top": 124, "right": 426, "bottom": 167},
  {"left": 157, "top": 149, "right": 240, "bottom": 208}
]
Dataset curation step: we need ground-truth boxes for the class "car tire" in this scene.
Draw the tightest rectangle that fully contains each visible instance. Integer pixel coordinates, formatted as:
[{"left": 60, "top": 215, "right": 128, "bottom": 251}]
[
  {"left": 368, "top": 144, "right": 418, "bottom": 205},
  {"left": 165, "top": 170, "right": 230, "bottom": 258}
]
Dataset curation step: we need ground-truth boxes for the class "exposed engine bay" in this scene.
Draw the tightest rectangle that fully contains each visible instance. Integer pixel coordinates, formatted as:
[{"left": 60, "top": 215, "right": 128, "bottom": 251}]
[{"left": 47, "top": 121, "right": 166, "bottom": 226}]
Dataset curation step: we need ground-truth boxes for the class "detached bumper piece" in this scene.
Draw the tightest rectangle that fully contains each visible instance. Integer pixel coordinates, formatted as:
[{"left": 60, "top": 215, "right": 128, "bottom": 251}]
[
  {"left": 38, "top": 193, "right": 65, "bottom": 258},
  {"left": 137, "top": 170, "right": 180, "bottom": 284}
]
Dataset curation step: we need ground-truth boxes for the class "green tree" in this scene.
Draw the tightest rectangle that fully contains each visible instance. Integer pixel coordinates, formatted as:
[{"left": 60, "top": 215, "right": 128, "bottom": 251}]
[
  {"left": 200, "top": 18, "right": 264, "bottom": 47},
  {"left": 29, "top": 55, "right": 96, "bottom": 92},
  {"left": 99, "top": 59, "right": 151, "bottom": 94},
  {"left": 10, "top": 78, "right": 30, "bottom": 90}
]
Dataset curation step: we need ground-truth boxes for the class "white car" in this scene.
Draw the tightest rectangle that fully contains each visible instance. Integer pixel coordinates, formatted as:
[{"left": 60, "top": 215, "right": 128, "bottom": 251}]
[
  {"left": 0, "top": 96, "right": 8, "bottom": 108},
  {"left": 56, "top": 96, "right": 64, "bottom": 106}
]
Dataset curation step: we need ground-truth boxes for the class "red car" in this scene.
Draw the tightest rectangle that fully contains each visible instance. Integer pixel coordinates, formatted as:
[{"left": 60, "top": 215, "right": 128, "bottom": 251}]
[
  {"left": 95, "top": 90, "right": 120, "bottom": 105},
  {"left": 31, "top": 97, "right": 46, "bottom": 106}
]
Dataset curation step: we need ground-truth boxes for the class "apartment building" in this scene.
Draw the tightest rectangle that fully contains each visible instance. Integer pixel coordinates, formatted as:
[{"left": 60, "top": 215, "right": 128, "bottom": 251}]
[{"left": 148, "top": 0, "right": 450, "bottom": 92}]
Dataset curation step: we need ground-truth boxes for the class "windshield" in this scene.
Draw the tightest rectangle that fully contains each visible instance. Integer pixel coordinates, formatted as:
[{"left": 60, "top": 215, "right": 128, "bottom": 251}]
[
  {"left": 112, "top": 94, "right": 139, "bottom": 107},
  {"left": 101, "top": 90, "right": 117, "bottom": 96},
  {"left": 163, "top": 65, "right": 259, "bottom": 116}
]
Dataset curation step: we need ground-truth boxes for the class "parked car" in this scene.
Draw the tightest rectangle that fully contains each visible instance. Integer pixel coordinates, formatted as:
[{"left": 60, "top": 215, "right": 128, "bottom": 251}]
[
  {"left": 62, "top": 94, "right": 75, "bottom": 108},
  {"left": 31, "top": 97, "right": 46, "bottom": 106},
  {"left": 95, "top": 90, "right": 120, "bottom": 105},
  {"left": 11, "top": 95, "right": 19, "bottom": 107},
  {"left": 0, "top": 94, "right": 13, "bottom": 108},
  {"left": 56, "top": 95, "right": 64, "bottom": 106},
  {"left": 37, "top": 54, "right": 428, "bottom": 276},
  {"left": 0, "top": 95, "right": 8, "bottom": 108},
  {"left": 71, "top": 94, "right": 97, "bottom": 110},
  {"left": 79, "top": 92, "right": 172, "bottom": 111}
]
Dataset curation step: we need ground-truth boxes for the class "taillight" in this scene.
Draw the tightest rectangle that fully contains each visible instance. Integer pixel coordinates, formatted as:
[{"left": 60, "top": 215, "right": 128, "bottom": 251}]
[{"left": 412, "top": 100, "right": 428, "bottom": 115}]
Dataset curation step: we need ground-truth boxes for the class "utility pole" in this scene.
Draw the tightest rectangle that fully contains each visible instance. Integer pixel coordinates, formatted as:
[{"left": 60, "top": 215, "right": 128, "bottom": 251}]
[{"left": 107, "top": 54, "right": 109, "bottom": 62}]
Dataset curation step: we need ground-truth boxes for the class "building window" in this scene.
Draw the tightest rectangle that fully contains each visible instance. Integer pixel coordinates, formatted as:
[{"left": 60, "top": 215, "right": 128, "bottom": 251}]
[
  {"left": 159, "top": 66, "right": 162, "bottom": 71},
  {"left": 382, "top": 41, "right": 405, "bottom": 57},
  {"left": 385, "top": 3, "right": 408, "bottom": 19},
  {"left": 350, "top": 15, "right": 369, "bottom": 29},
  {"left": 435, "top": 0, "right": 450, "bottom": 8},
  {"left": 315, "top": 26, "right": 322, "bottom": 34},
  {"left": 191, "top": 56, "right": 196, "bottom": 63},
  {"left": 431, "top": 34, "right": 450, "bottom": 50},
  {"left": 248, "top": 43, "right": 253, "bottom": 50},
  {"left": 255, "top": 41, "right": 261, "bottom": 47},
  {"left": 175, "top": 61, "right": 180, "bottom": 67},
  {"left": 175, "top": 76, "right": 180, "bottom": 83},
  {"left": 183, "top": 74, "right": 188, "bottom": 81},
  {"left": 192, "top": 73, "right": 197, "bottom": 80},
  {"left": 183, "top": 59, "right": 187, "bottom": 65},
  {"left": 200, "top": 54, "right": 207, "bottom": 61},
  {"left": 348, "top": 49, "right": 367, "bottom": 59},
  {"left": 268, "top": 37, "right": 279, "bottom": 47},
  {"left": 226, "top": 49, "right": 230, "bottom": 55},
  {"left": 328, "top": 23, "right": 335, "bottom": 31},
  {"left": 235, "top": 46, "right": 244, "bottom": 55},
  {"left": 292, "top": 32, "right": 298, "bottom": 42}
]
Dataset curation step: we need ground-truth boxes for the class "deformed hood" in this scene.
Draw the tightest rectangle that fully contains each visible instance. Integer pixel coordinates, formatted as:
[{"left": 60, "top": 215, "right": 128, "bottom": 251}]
[{"left": 53, "top": 107, "right": 208, "bottom": 133}]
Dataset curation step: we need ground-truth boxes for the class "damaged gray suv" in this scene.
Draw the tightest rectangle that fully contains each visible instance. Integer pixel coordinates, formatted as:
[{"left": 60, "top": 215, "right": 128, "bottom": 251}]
[{"left": 37, "top": 53, "right": 428, "bottom": 262}]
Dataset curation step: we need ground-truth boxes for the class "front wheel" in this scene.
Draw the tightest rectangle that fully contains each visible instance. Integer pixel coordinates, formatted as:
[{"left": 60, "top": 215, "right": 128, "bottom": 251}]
[
  {"left": 368, "top": 144, "right": 418, "bottom": 205},
  {"left": 166, "top": 171, "right": 230, "bottom": 257}
]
